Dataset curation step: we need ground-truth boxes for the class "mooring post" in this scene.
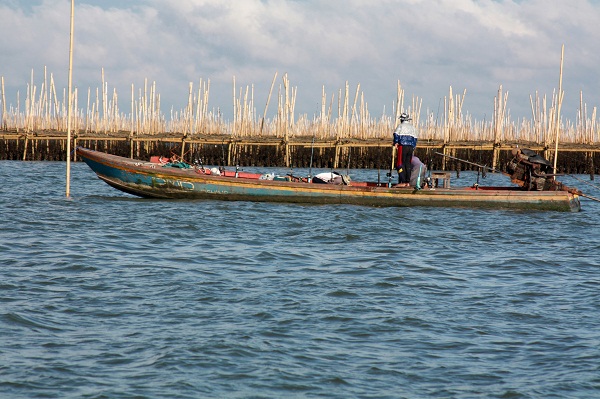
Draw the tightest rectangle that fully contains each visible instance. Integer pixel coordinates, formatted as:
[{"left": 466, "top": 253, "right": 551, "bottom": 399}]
[
  {"left": 492, "top": 144, "right": 500, "bottom": 171},
  {"left": 180, "top": 133, "right": 187, "bottom": 160},
  {"left": 590, "top": 151, "right": 595, "bottom": 181},
  {"left": 22, "top": 134, "right": 29, "bottom": 161},
  {"left": 129, "top": 132, "right": 134, "bottom": 159},
  {"left": 441, "top": 145, "right": 448, "bottom": 171},
  {"left": 285, "top": 140, "right": 290, "bottom": 168},
  {"left": 333, "top": 141, "right": 340, "bottom": 169},
  {"left": 227, "top": 141, "right": 233, "bottom": 166},
  {"left": 73, "top": 135, "right": 77, "bottom": 162}
]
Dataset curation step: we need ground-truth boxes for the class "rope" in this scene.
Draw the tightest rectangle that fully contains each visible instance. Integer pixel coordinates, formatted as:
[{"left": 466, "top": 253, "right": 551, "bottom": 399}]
[
  {"left": 580, "top": 193, "right": 600, "bottom": 203},
  {"left": 567, "top": 174, "right": 600, "bottom": 193}
]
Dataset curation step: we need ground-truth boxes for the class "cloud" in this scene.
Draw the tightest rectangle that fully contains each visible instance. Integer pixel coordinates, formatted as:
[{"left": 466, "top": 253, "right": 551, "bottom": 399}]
[{"left": 1, "top": 0, "right": 599, "bottom": 123}]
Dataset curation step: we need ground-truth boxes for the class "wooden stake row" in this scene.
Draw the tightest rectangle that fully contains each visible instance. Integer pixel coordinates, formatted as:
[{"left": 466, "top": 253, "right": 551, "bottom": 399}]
[{"left": 1, "top": 68, "right": 598, "bottom": 146}]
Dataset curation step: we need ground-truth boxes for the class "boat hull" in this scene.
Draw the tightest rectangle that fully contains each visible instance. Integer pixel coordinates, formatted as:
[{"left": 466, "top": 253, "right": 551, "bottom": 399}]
[{"left": 77, "top": 148, "right": 581, "bottom": 212}]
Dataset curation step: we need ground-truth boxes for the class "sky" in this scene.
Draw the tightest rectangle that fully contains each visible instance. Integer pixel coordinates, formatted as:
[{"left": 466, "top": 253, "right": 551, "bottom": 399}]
[{"left": 1, "top": 0, "right": 599, "bottom": 124}]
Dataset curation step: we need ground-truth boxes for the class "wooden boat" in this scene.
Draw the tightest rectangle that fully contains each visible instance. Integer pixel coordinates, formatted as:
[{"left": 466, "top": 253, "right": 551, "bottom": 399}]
[{"left": 76, "top": 147, "right": 581, "bottom": 212}]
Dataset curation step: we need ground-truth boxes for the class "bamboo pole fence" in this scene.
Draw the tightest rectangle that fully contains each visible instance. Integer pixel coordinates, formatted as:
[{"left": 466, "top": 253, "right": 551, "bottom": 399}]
[{"left": 1, "top": 67, "right": 600, "bottom": 167}]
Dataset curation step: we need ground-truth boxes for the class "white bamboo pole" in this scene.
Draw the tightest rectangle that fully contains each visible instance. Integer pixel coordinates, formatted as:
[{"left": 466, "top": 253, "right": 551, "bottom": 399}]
[
  {"left": 42, "top": 66, "right": 48, "bottom": 129},
  {"left": 131, "top": 83, "right": 134, "bottom": 135},
  {"left": 261, "top": 72, "right": 277, "bottom": 135},
  {"left": 74, "top": 87, "right": 79, "bottom": 135},
  {"left": 283, "top": 73, "right": 290, "bottom": 166},
  {"left": 101, "top": 68, "right": 106, "bottom": 132},
  {"left": 579, "top": 91, "right": 585, "bottom": 144},
  {"left": 203, "top": 79, "right": 210, "bottom": 126},
  {"left": 321, "top": 85, "right": 326, "bottom": 129},
  {"left": 553, "top": 44, "right": 565, "bottom": 172},
  {"left": 112, "top": 87, "right": 118, "bottom": 132},
  {"left": 195, "top": 79, "right": 202, "bottom": 133},
  {"left": 143, "top": 78, "right": 148, "bottom": 133},
  {"left": 95, "top": 87, "right": 100, "bottom": 132},
  {"left": 187, "top": 81, "right": 193, "bottom": 134},
  {"left": 17, "top": 91, "right": 20, "bottom": 132},
  {"left": 86, "top": 87, "right": 91, "bottom": 132},
  {"left": 1, "top": 76, "right": 6, "bottom": 129},
  {"left": 66, "top": 0, "right": 74, "bottom": 197},
  {"left": 232, "top": 76, "right": 236, "bottom": 135},
  {"left": 243, "top": 85, "right": 249, "bottom": 136},
  {"left": 27, "top": 69, "right": 33, "bottom": 132},
  {"left": 592, "top": 107, "right": 597, "bottom": 144},
  {"left": 151, "top": 81, "right": 156, "bottom": 134}
]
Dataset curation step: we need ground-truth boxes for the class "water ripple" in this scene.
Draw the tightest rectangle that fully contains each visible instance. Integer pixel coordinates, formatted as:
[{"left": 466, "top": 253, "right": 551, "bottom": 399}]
[{"left": 1, "top": 162, "right": 599, "bottom": 398}]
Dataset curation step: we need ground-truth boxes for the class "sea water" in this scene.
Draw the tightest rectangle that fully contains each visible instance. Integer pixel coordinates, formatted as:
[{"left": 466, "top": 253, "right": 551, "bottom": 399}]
[{"left": 1, "top": 161, "right": 599, "bottom": 398}]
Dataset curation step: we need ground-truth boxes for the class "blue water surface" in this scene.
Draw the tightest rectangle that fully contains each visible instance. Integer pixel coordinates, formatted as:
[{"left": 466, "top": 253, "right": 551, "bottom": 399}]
[{"left": 1, "top": 161, "right": 599, "bottom": 399}]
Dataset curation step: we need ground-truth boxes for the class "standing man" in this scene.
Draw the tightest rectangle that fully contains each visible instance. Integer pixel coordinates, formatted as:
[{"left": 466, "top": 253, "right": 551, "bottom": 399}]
[{"left": 392, "top": 112, "right": 418, "bottom": 184}]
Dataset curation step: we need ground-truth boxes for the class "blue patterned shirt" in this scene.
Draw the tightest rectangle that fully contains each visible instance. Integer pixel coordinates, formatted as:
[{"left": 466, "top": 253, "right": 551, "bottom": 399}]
[{"left": 393, "top": 122, "right": 418, "bottom": 147}]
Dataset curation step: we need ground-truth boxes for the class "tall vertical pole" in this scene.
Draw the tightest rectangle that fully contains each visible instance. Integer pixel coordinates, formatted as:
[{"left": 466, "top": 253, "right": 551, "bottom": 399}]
[
  {"left": 553, "top": 44, "right": 564, "bottom": 173},
  {"left": 66, "top": 0, "right": 75, "bottom": 197}
]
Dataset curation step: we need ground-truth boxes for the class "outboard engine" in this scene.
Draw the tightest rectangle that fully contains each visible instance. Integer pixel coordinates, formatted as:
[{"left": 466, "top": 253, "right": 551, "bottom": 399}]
[{"left": 507, "top": 148, "right": 556, "bottom": 191}]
